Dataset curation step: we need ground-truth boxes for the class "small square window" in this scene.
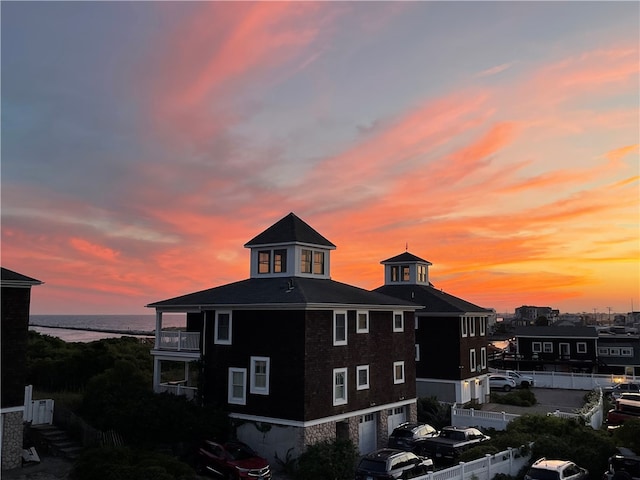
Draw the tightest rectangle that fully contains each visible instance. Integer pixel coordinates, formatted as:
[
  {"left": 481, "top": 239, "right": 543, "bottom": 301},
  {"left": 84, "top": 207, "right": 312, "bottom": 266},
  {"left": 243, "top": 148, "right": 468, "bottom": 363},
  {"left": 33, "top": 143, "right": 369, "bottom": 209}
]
[
  {"left": 215, "top": 311, "right": 232, "bottom": 345},
  {"left": 357, "top": 311, "right": 369, "bottom": 333},
  {"left": 598, "top": 347, "right": 609, "bottom": 356},
  {"left": 532, "top": 342, "right": 542, "bottom": 353},
  {"left": 621, "top": 348, "right": 633, "bottom": 357},
  {"left": 393, "top": 313, "right": 404, "bottom": 332},
  {"left": 577, "top": 342, "right": 587, "bottom": 354},
  {"left": 334, "top": 311, "right": 347, "bottom": 346},
  {"left": 333, "top": 368, "right": 348, "bottom": 405},
  {"left": 543, "top": 342, "right": 553, "bottom": 353},
  {"left": 228, "top": 368, "right": 246, "bottom": 405},
  {"left": 393, "top": 361, "right": 405, "bottom": 384},
  {"left": 356, "top": 365, "right": 369, "bottom": 390}
]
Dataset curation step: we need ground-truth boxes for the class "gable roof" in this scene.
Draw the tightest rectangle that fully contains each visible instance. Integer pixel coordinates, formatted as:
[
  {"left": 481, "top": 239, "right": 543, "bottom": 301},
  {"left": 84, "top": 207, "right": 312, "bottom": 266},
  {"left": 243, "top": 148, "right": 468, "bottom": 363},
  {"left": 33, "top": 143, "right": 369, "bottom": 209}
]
[
  {"left": 148, "top": 276, "right": 421, "bottom": 310},
  {"left": 372, "top": 283, "right": 489, "bottom": 315},
  {"left": 515, "top": 326, "right": 598, "bottom": 338},
  {"left": 381, "top": 252, "right": 431, "bottom": 264},
  {"left": 1, "top": 267, "right": 43, "bottom": 287},
  {"left": 244, "top": 212, "right": 335, "bottom": 248}
]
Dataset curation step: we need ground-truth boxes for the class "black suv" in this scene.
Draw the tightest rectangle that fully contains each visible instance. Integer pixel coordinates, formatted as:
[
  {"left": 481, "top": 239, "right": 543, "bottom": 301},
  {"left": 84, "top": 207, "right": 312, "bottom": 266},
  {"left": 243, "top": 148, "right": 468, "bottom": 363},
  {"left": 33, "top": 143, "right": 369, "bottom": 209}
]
[
  {"left": 388, "top": 422, "right": 438, "bottom": 451},
  {"left": 355, "top": 449, "right": 433, "bottom": 480},
  {"left": 604, "top": 452, "right": 640, "bottom": 480}
]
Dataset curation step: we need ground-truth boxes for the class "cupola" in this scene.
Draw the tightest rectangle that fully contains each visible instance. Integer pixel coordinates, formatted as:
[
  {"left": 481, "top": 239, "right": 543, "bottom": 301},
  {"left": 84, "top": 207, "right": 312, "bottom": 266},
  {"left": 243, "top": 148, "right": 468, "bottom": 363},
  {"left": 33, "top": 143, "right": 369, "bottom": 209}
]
[{"left": 380, "top": 252, "right": 432, "bottom": 286}]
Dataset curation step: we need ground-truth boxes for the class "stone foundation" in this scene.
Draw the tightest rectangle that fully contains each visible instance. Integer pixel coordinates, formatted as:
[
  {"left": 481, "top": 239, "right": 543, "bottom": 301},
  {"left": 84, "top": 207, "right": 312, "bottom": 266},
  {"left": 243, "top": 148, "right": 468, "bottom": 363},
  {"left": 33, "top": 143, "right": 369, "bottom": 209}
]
[{"left": 1, "top": 411, "right": 24, "bottom": 470}]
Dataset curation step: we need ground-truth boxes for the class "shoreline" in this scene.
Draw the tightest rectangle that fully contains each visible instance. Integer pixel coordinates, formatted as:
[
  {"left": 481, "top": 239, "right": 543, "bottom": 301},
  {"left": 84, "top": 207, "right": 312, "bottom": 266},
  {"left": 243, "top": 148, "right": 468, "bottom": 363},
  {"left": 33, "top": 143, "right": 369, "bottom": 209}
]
[{"left": 29, "top": 323, "right": 154, "bottom": 336}]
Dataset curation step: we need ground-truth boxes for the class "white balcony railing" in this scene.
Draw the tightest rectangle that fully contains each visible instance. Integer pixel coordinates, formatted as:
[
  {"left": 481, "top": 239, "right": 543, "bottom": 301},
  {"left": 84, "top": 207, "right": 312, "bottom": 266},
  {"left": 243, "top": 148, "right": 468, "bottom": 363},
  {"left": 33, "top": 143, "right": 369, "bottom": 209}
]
[
  {"left": 158, "top": 331, "right": 200, "bottom": 351},
  {"left": 157, "top": 382, "right": 197, "bottom": 400}
]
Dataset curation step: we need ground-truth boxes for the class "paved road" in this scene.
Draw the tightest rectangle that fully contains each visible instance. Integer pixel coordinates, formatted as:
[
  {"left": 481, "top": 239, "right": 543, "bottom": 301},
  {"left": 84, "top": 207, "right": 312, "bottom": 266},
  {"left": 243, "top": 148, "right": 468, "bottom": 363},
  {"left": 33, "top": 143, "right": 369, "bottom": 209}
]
[{"left": 482, "top": 387, "right": 590, "bottom": 415}]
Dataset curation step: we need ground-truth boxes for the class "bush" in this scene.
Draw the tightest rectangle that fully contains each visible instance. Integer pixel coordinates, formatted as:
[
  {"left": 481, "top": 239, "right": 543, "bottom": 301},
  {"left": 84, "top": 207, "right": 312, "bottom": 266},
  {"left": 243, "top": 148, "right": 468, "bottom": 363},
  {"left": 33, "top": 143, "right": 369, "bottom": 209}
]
[
  {"left": 490, "top": 389, "right": 537, "bottom": 406},
  {"left": 71, "top": 446, "right": 196, "bottom": 480},
  {"left": 417, "top": 396, "right": 451, "bottom": 429},
  {"left": 295, "top": 439, "right": 358, "bottom": 480}
]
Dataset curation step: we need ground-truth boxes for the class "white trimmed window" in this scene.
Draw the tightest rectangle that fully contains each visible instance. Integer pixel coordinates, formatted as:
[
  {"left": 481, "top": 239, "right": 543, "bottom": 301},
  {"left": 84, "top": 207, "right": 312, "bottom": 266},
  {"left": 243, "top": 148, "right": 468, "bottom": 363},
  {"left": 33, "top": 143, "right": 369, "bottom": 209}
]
[
  {"left": 532, "top": 342, "right": 542, "bottom": 353},
  {"left": 470, "top": 349, "right": 477, "bottom": 372},
  {"left": 215, "top": 311, "right": 232, "bottom": 345},
  {"left": 469, "top": 317, "right": 476, "bottom": 337},
  {"left": 250, "top": 356, "right": 270, "bottom": 395},
  {"left": 481, "top": 347, "right": 487, "bottom": 370},
  {"left": 356, "top": 365, "right": 370, "bottom": 390},
  {"left": 393, "top": 313, "right": 404, "bottom": 332},
  {"left": 598, "top": 347, "right": 609, "bottom": 356},
  {"left": 258, "top": 251, "right": 271, "bottom": 274},
  {"left": 479, "top": 317, "right": 486, "bottom": 336},
  {"left": 228, "top": 368, "right": 246, "bottom": 405},
  {"left": 577, "top": 342, "right": 587, "bottom": 354},
  {"left": 333, "top": 368, "right": 348, "bottom": 405},
  {"left": 609, "top": 347, "right": 621, "bottom": 356},
  {"left": 357, "top": 311, "right": 369, "bottom": 333},
  {"left": 621, "top": 347, "right": 633, "bottom": 357},
  {"left": 543, "top": 342, "right": 553, "bottom": 353},
  {"left": 334, "top": 311, "right": 347, "bottom": 346},
  {"left": 393, "top": 361, "right": 405, "bottom": 384},
  {"left": 461, "top": 317, "right": 468, "bottom": 337}
]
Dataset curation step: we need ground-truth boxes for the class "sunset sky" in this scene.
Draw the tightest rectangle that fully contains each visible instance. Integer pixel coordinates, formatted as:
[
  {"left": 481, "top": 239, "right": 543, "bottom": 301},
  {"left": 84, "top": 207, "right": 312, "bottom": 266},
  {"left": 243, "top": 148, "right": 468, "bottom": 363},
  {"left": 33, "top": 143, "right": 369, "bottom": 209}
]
[{"left": 2, "top": 2, "right": 638, "bottom": 316}]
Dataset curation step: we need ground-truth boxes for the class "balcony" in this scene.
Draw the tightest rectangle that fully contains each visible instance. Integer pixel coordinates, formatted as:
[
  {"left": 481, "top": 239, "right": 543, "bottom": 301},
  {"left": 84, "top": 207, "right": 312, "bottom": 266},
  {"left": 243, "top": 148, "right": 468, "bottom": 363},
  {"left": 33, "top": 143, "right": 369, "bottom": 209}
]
[
  {"left": 157, "top": 381, "right": 197, "bottom": 400},
  {"left": 156, "top": 331, "right": 200, "bottom": 352}
]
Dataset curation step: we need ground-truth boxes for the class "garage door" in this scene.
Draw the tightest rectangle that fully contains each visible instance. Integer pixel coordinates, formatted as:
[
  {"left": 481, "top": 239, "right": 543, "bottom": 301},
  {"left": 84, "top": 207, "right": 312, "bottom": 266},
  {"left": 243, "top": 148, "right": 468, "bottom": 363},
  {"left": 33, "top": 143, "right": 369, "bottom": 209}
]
[
  {"left": 387, "top": 406, "right": 406, "bottom": 435},
  {"left": 359, "top": 413, "right": 377, "bottom": 454}
]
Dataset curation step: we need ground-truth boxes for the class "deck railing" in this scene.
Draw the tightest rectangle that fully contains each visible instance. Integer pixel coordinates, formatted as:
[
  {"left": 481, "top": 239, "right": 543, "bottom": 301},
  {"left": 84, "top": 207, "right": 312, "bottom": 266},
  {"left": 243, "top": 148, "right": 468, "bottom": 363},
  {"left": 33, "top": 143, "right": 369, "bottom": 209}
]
[
  {"left": 157, "top": 331, "right": 200, "bottom": 351},
  {"left": 157, "top": 382, "right": 197, "bottom": 400}
]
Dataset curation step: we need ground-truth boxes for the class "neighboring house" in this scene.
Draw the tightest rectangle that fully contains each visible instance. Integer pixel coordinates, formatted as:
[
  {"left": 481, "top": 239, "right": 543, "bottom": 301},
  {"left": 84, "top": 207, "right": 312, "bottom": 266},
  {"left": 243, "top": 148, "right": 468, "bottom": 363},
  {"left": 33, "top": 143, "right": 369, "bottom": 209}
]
[
  {"left": 514, "top": 306, "right": 559, "bottom": 325},
  {"left": 1, "top": 267, "right": 42, "bottom": 471},
  {"left": 147, "top": 213, "right": 422, "bottom": 462},
  {"left": 597, "top": 333, "right": 640, "bottom": 377},
  {"left": 372, "top": 252, "right": 492, "bottom": 405},
  {"left": 509, "top": 326, "right": 598, "bottom": 373}
]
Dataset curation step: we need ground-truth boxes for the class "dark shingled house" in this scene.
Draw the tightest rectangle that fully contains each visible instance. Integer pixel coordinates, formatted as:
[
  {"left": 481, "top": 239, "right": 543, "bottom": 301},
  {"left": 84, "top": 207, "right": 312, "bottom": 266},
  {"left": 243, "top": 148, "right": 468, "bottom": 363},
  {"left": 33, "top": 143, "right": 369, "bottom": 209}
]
[
  {"left": 373, "top": 252, "right": 493, "bottom": 404},
  {"left": 147, "top": 213, "right": 422, "bottom": 462}
]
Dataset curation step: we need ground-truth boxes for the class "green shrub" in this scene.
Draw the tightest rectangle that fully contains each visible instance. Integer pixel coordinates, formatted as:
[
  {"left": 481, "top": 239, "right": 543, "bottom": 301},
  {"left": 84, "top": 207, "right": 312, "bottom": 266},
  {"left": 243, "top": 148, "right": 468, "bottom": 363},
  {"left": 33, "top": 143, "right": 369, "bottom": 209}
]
[
  {"left": 295, "top": 439, "right": 358, "bottom": 480},
  {"left": 417, "top": 396, "right": 451, "bottom": 429},
  {"left": 490, "top": 389, "right": 537, "bottom": 406}
]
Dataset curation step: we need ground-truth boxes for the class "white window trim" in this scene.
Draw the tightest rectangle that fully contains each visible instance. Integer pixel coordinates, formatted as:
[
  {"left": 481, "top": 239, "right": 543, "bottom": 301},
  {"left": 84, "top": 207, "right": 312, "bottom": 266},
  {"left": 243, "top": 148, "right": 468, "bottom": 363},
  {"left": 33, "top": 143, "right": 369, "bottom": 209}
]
[
  {"left": 479, "top": 317, "right": 486, "bottom": 336},
  {"left": 576, "top": 342, "right": 587, "bottom": 354},
  {"left": 356, "top": 365, "right": 370, "bottom": 390},
  {"left": 470, "top": 349, "right": 477, "bottom": 372},
  {"left": 481, "top": 347, "right": 487, "bottom": 370},
  {"left": 250, "top": 356, "right": 270, "bottom": 395},
  {"left": 469, "top": 317, "right": 476, "bottom": 337},
  {"left": 333, "top": 368, "right": 348, "bottom": 406},
  {"left": 333, "top": 311, "right": 347, "bottom": 346},
  {"left": 461, "top": 317, "right": 468, "bottom": 337},
  {"left": 532, "top": 342, "right": 542, "bottom": 353},
  {"left": 543, "top": 342, "right": 553, "bottom": 353},
  {"left": 598, "top": 347, "right": 609, "bottom": 356},
  {"left": 393, "top": 312, "right": 404, "bottom": 332},
  {"left": 228, "top": 367, "right": 247, "bottom": 405},
  {"left": 621, "top": 347, "right": 633, "bottom": 357},
  {"left": 393, "top": 361, "right": 405, "bottom": 384},
  {"left": 215, "top": 311, "right": 232, "bottom": 345},
  {"left": 356, "top": 311, "right": 369, "bottom": 334}
]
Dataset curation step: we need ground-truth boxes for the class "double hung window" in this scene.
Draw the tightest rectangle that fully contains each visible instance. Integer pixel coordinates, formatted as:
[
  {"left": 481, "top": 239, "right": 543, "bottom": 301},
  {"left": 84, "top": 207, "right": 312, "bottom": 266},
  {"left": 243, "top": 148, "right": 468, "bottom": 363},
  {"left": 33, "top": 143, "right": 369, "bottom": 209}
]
[
  {"left": 250, "top": 357, "right": 270, "bottom": 395},
  {"left": 333, "top": 368, "right": 348, "bottom": 405},
  {"left": 393, "top": 361, "right": 405, "bottom": 384},
  {"left": 334, "top": 311, "right": 347, "bottom": 346},
  {"left": 228, "top": 368, "right": 246, "bottom": 405},
  {"left": 215, "top": 311, "right": 232, "bottom": 345}
]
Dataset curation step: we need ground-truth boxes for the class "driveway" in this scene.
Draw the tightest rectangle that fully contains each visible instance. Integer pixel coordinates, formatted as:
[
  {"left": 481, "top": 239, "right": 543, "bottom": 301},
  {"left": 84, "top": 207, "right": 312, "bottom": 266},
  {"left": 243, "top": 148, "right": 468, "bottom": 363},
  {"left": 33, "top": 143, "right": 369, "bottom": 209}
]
[{"left": 481, "top": 387, "right": 590, "bottom": 415}]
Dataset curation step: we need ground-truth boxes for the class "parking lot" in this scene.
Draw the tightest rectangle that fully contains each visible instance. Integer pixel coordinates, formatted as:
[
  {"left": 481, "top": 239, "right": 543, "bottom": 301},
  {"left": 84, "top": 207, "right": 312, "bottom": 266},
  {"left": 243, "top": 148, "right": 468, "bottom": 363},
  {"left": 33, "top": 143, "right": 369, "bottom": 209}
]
[{"left": 482, "top": 387, "right": 591, "bottom": 415}]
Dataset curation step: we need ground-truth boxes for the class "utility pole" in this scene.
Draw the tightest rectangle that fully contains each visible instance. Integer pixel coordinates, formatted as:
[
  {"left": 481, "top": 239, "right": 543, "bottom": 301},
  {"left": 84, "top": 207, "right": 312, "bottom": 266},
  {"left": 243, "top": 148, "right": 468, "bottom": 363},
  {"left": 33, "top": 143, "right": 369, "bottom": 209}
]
[
  {"left": 593, "top": 308, "right": 597, "bottom": 325},
  {"left": 607, "top": 306, "right": 612, "bottom": 324}
]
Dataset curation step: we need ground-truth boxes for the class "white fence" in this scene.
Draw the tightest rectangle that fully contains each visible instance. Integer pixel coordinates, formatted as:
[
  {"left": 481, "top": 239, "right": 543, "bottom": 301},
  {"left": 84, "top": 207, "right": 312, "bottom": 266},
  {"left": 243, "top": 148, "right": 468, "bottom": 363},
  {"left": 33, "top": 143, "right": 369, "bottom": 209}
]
[
  {"left": 158, "top": 331, "right": 200, "bottom": 351},
  {"left": 415, "top": 445, "right": 532, "bottom": 480},
  {"left": 23, "top": 385, "right": 54, "bottom": 425},
  {"left": 490, "top": 369, "right": 635, "bottom": 390}
]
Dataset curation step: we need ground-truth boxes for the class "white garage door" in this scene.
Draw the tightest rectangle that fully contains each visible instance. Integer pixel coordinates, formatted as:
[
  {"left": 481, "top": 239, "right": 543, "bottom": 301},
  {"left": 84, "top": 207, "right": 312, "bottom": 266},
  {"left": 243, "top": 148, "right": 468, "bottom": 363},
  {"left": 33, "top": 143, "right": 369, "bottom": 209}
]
[
  {"left": 359, "top": 413, "right": 377, "bottom": 454},
  {"left": 387, "top": 406, "right": 406, "bottom": 435}
]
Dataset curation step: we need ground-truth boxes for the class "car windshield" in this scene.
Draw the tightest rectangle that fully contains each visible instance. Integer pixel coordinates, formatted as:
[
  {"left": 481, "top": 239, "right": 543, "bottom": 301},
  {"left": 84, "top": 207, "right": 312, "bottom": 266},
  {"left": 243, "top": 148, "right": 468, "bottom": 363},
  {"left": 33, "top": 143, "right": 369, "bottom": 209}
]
[
  {"left": 358, "top": 459, "right": 387, "bottom": 472},
  {"left": 527, "top": 468, "right": 561, "bottom": 480},
  {"left": 226, "top": 444, "right": 256, "bottom": 461},
  {"left": 393, "top": 430, "right": 414, "bottom": 438}
]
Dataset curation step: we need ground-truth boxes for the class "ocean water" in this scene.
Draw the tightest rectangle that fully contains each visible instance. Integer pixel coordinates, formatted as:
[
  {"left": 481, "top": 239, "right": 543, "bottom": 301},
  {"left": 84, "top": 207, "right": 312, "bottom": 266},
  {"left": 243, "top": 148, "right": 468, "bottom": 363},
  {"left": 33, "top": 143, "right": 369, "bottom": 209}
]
[{"left": 29, "top": 314, "right": 187, "bottom": 343}]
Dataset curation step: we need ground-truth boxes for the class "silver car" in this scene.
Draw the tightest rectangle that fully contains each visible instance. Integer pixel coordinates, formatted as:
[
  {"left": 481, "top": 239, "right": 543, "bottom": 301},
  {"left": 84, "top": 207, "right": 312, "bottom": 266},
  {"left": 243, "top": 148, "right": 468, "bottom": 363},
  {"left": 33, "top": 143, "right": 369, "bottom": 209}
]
[{"left": 489, "top": 374, "right": 517, "bottom": 392}]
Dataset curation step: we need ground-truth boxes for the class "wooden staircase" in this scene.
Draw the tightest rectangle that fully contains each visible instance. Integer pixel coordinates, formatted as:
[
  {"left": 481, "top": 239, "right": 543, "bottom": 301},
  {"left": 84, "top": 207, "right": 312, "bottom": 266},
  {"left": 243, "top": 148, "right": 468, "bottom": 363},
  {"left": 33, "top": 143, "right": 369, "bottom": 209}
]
[{"left": 30, "top": 424, "right": 83, "bottom": 460}]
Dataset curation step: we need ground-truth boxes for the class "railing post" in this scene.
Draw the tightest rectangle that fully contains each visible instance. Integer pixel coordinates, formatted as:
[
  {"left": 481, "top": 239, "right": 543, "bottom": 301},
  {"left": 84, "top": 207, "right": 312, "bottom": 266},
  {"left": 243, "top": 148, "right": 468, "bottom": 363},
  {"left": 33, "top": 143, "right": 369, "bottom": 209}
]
[
  {"left": 459, "top": 462, "right": 465, "bottom": 480},
  {"left": 155, "top": 311, "right": 162, "bottom": 349},
  {"left": 486, "top": 453, "right": 492, "bottom": 479}
]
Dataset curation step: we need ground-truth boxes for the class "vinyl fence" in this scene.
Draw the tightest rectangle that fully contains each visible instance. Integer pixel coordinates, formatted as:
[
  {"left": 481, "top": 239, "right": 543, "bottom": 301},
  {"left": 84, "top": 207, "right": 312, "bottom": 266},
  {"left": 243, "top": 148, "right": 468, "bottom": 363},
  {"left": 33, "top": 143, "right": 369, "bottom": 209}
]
[
  {"left": 414, "top": 444, "right": 532, "bottom": 480},
  {"left": 489, "top": 369, "right": 635, "bottom": 390}
]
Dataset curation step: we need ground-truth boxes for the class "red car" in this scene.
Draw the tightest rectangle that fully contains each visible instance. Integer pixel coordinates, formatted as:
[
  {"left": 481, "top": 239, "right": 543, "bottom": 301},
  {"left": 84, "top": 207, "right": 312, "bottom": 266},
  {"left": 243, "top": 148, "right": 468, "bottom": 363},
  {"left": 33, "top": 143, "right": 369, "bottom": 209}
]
[{"left": 196, "top": 440, "right": 272, "bottom": 480}]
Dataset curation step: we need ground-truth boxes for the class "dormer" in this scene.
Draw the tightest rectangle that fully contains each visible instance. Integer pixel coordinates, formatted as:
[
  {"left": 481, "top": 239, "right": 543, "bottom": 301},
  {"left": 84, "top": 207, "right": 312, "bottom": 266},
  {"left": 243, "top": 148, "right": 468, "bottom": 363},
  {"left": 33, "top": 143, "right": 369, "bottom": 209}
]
[
  {"left": 244, "top": 212, "right": 336, "bottom": 279},
  {"left": 381, "top": 252, "right": 432, "bottom": 286}
]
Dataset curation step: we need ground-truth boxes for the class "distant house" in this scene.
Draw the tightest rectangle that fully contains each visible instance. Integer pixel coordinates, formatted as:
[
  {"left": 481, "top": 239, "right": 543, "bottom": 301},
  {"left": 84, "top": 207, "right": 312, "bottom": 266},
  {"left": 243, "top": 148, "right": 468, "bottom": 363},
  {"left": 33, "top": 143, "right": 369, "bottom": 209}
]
[
  {"left": 597, "top": 333, "right": 640, "bottom": 377},
  {"left": 514, "top": 306, "right": 559, "bottom": 325},
  {"left": 509, "top": 326, "right": 598, "bottom": 373},
  {"left": 1, "top": 267, "right": 42, "bottom": 471},
  {"left": 147, "top": 213, "right": 422, "bottom": 462},
  {"left": 372, "top": 252, "right": 493, "bottom": 404}
]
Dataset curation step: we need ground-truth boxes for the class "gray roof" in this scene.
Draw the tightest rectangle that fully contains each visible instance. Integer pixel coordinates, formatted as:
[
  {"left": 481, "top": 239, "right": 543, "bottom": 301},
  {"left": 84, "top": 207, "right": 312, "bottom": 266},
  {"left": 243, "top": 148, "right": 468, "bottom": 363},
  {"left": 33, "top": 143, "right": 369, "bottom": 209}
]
[
  {"left": 372, "top": 284, "right": 489, "bottom": 315},
  {"left": 244, "top": 212, "right": 335, "bottom": 248},
  {"left": 1, "top": 267, "right": 43, "bottom": 286},
  {"left": 515, "top": 326, "right": 598, "bottom": 338},
  {"left": 380, "top": 252, "right": 431, "bottom": 264},
  {"left": 148, "top": 277, "right": 421, "bottom": 309}
]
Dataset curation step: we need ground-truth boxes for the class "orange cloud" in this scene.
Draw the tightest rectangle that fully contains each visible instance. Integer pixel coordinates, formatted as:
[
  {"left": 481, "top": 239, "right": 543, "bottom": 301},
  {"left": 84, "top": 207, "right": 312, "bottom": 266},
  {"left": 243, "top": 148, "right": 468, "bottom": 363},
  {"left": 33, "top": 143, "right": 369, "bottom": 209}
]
[{"left": 70, "top": 238, "right": 120, "bottom": 261}]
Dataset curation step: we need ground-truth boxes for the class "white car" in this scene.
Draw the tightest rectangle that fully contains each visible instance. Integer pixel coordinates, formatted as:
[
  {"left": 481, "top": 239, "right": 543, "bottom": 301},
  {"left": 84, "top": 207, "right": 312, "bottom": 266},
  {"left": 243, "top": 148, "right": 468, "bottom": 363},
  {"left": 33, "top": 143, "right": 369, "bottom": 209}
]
[
  {"left": 506, "top": 370, "right": 535, "bottom": 388},
  {"left": 525, "top": 458, "right": 588, "bottom": 480},
  {"left": 489, "top": 375, "right": 517, "bottom": 392}
]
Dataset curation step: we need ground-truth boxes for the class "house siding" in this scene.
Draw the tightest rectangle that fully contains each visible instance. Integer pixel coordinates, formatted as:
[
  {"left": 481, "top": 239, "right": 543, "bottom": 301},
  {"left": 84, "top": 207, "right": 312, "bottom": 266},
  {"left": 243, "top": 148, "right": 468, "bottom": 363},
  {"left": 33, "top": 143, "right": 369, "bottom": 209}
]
[{"left": 1, "top": 286, "right": 31, "bottom": 408}]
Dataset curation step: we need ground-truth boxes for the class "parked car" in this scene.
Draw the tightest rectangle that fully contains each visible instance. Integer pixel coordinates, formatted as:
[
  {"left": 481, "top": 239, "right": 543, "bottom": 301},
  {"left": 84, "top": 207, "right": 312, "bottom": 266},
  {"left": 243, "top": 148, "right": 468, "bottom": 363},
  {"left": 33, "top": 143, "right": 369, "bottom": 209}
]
[
  {"left": 604, "top": 383, "right": 640, "bottom": 400},
  {"left": 606, "top": 397, "right": 640, "bottom": 431},
  {"left": 525, "top": 458, "right": 588, "bottom": 480},
  {"left": 354, "top": 449, "right": 433, "bottom": 480},
  {"left": 489, "top": 374, "right": 517, "bottom": 392},
  {"left": 388, "top": 422, "right": 438, "bottom": 451},
  {"left": 506, "top": 370, "right": 535, "bottom": 388},
  {"left": 413, "top": 426, "right": 490, "bottom": 465},
  {"left": 196, "top": 440, "right": 271, "bottom": 480},
  {"left": 603, "top": 450, "right": 640, "bottom": 480}
]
